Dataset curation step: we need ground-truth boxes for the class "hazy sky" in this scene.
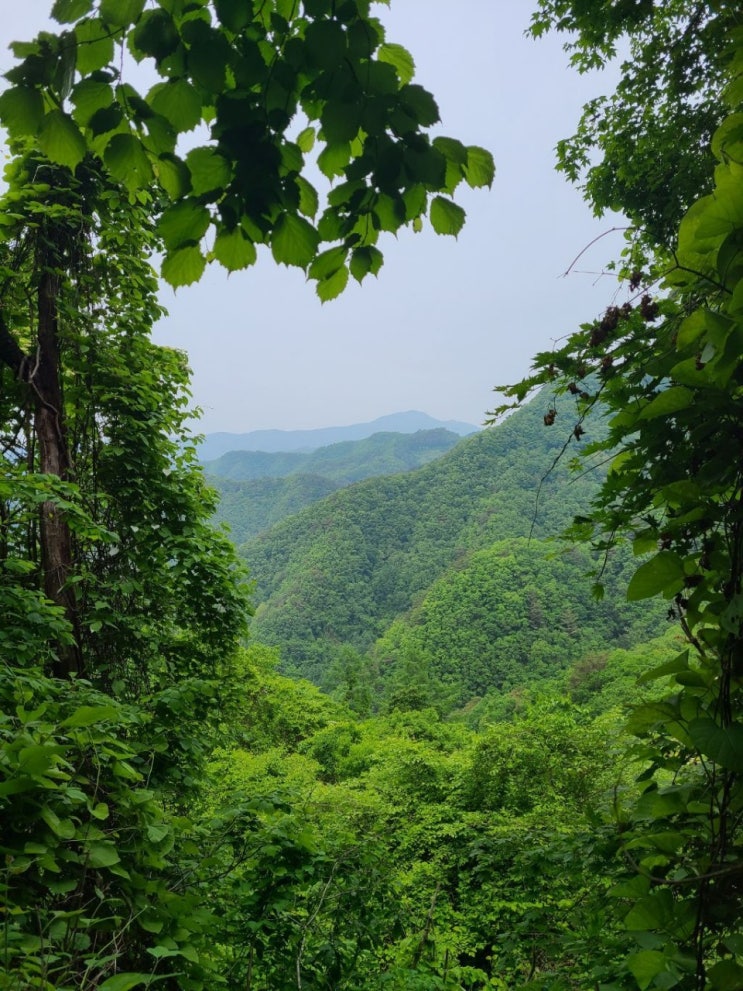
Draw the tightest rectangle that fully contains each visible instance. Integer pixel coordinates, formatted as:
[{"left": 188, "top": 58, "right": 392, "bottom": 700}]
[{"left": 2, "top": 2, "right": 622, "bottom": 433}]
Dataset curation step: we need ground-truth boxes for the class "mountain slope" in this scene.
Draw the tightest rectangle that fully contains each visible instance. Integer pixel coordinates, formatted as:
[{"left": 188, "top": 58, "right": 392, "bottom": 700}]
[
  {"left": 239, "top": 393, "right": 646, "bottom": 684},
  {"left": 209, "top": 430, "right": 463, "bottom": 542}
]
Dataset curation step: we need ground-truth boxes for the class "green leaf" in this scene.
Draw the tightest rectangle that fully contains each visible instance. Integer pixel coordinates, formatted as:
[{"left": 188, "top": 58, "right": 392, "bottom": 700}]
[
  {"left": 99, "top": 0, "right": 145, "bottom": 28},
  {"left": 52, "top": 0, "right": 93, "bottom": 22},
  {"left": 41, "top": 807, "right": 76, "bottom": 839},
  {"left": 688, "top": 719, "right": 743, "bottom": 771},
  {"left": 88, "top": 842, "right": 121, "bottom": 868},
  {"left": 708, "top": 959, "right": 743, "bottom": 991},
  {"left": 637, "top": 650, "right": 690, "bottom": 685},
  {"left": 148, "top": 79, "right": 202, "bottom": 133},
  {"left": 296, "top": 126, "right": 316, "bottom": 153},
  {"left": 627, "top": 950, "right": 669, "bottom": 990},
  {"left": 317, "top": 142, "right": 351, "bottom": 179},
  {"left": 316, "top": 265, "right": 349, "bottom": 302},
  {"left": 308, "top": 245, "right": 347, "bottom": 281},
  {"left": 158, "top": 200, "right": 211, "bottom": 251},
  {"left": 74, "top": 18, "right": 115, "bottom": 74},
  {"left": 350, "top": 245, "right": 383, "bottom": 282},
  {"left": 0, "top": 87, "right": 45, "bottom": 138},
  {"left": 214, "top": 0, "right": 253, "bottom": 31},
  {"left": 155, "top": 154, "right": 190, "bottom": 199},
  {"left": 98, "top": 972, "right": 152, "bottom": 991},
  {"left": 271, "top": 213, "right": 320, "bottom": 267},
  {"left": 626, "top": 551, "right": 685, "bottom": 601},
  {"left": 186, "top": 147, "right": 231, "bottom": 196},
  {"left": 213, "top": 229, "right": 257, "bottom": 271},
  {"left": 37, "top": 110, "right": 87, "bottom": 170},
  {"left": 104, "top": 133, "right": 153, "bottom": 190},
  {"left": 640, "top": 386, "right": 694, "bottom": 420},
  {"left": 62, "top": 704, "right": 119, "bottom": 728},
  {"left": 130, "top": 9, "right": 179, "bottom": 62},
  {"left": 321, "top": 100, "right": 362, "bottom": 144},
  {"left": 296, "top": 175, "right": 319, "bottom": 218},
  {"left": 71, "top": 80, "right": 115, "bottom": 126},
  {"left": 305, "top": 20, "right": 347, "bottom": 69},
  {"left": 378, "top": 43, "right": 415, "bottom": 85},
  {"left": 433, "top": 136, "right": 468, "bottom": 165},
  {"left": 429, "top": 196, "right": 466, "bottom": 237},
  {"left": 399, "top": 84, "right": 440, "bottom": 127},
  {"left": 162, "top": 246, "right": 207, "bottom": 287},
  {"left": 464, "top": 145, "right": 495, "bottom": 188}
]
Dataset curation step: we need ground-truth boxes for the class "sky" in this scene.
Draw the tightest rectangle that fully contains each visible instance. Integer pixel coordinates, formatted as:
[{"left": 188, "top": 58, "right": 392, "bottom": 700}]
[{"left": 2, "top": 2, "right": 623, "bottom": 434}]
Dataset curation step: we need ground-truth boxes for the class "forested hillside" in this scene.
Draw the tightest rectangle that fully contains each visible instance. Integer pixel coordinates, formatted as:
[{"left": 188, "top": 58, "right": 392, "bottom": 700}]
[
  {"left": 238, "top": 390, "right": 665, "bottom": 690},
  {"left": 208, "top": 429, "right": 462, "bottom": 541}
]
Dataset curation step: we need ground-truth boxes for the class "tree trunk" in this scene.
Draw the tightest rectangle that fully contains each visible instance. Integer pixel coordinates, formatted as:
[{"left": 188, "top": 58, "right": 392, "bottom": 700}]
[{"left": 33, "top": 268, "right": 82, "bottom": 677}]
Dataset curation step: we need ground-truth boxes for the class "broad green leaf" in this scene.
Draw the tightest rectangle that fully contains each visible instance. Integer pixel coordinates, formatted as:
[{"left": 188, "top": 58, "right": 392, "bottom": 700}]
[
  {"left": 149, "top": 79, "right": 202, "bottom": 133},
  {"left": 626, "top": 551, "right": 685, "bottom": 601},
  {"left": 62, "top": 704, "right": 118, "bottom": 727},
  {"left": 708, "top": 959, "right": 743, "bottom": 991},
  {"left": 316, "top": 265, "right": 349, "bottom": 302},
  {"left": 321, "top": 100, "right": 362, "bottom": 144},
  {"left": 305, "top": 20, "right": 346, "bottom": 69},
  {"left": 296, "top": 175, "right": 319, "bottom": 218},
  {"left": 74, "top": 18, "right": 115, "bottom": 75},
  {"left": 38, "top": 110, "right": 87, "bottom": 170},
  {"left": 296, "top": 126, "right": 316, "bottom": 153},
  {"left": 214, "top": 0, "right": 254, "bottom": 31},
  {"left": 399, "top": 84, "right": 440, "bottom": 127},
  {"left": 0, "top": 87, "right": 44, "bottom": 138},
  {"left": 639, "top": 386, "right": 694, "bottom": 419},
  {"left": 429, "top": 196, "right": 466, "bottom": 237},
  {"left": 158, "top": 200, "right": 211, "bottom": 250},
  {"left": 350, "top": 245, "right": 383, "bottom": 282},
  {"left": 155, "top": 154, "right": 190, "bottom": 199},
  {"left": 378, "top": 43, "right": 415, "bottom": 85},
  {"left": 18, "top": 745, "right": 59, "bottom": 777},
  {"left": 52, "top": 0, "right": 93, "bottom": 22},
  {"left": 271, "top": 213, "right": 320, "bottom": 267},
  {"left": 627, "top": 950, "right": 669, "bottom": 990},
  {"left": 88, "top": 842, "right": 121, "bottom": 868},
  {"left": 213, "top": 228, "right": 257, "bottom": 271},
  {"left": 433, "top": 136, "right": 468, "bottom": 165},
  {"left": 99, "top": 0, "right": 146, "bottom": 28},
  {"left": 162, "top": 246, "right": 207, "bottom": 287},
  {"left": 464, "top": 145, "right": 495, "bottom": 188},
  {"left": 637, "top": 650, "right": 690, "bottom": 685},
  {"left": 41, "top": 807, "right": 76, "bottom": 839},
  {"left": 624, "top": 889, "right": 674, "bottom": 930},
  {"left": 186, "top": 147, "right": 231, "bottom": 196},
  {"left": 688, "top": 718, "right": 743, "bottom": 771},
  {"left": 71, "top": 79, "right": 115, "bottom": 126},
  {"left": 130, "top": 9, "right": 179, "bottom": 62},
  {"left": 98, "top": 975, "right": 152, "bottom": 991},
  {"left": 308, "top": 245, "right": 347, "bottom": 280},
  {"left": 104, "top": 133, "right": 153, "bottom": 190},
  {"left": 317, "top": 142, "right": 351, "bottom": 179}
]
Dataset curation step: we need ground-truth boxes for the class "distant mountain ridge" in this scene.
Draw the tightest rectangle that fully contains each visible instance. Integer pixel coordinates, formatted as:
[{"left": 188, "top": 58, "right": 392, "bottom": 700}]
[{"left": 199, "top": 411, "right": 480, "bottom": 460}]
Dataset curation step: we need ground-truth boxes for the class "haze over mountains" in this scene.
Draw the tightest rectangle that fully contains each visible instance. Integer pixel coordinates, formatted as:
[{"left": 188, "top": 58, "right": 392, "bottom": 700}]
[{"left": 199, "top": 410, "right": 480, "bottom": 460}]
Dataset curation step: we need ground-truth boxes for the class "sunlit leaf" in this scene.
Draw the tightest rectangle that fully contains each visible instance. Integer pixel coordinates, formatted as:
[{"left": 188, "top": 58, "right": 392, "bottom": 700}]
[
  {"left": 271, "top": 212, "right": 320, "bottom": 267},
  {"left": 429, "top": 196, "right": 466, "bottom": 237}
]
